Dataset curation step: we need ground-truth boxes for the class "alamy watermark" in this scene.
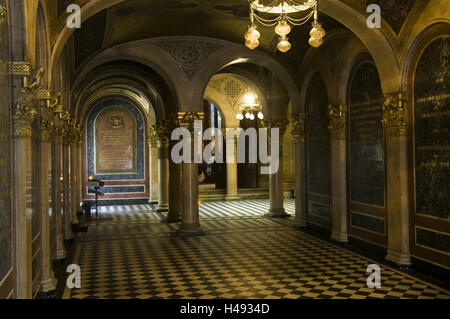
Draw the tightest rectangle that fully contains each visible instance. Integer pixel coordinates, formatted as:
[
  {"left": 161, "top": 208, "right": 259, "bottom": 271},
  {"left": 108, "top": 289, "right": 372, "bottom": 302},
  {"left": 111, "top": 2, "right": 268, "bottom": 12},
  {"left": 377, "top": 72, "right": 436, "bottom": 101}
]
[{"left": 171, "top": 121, "right": 280, "bottom": 175}]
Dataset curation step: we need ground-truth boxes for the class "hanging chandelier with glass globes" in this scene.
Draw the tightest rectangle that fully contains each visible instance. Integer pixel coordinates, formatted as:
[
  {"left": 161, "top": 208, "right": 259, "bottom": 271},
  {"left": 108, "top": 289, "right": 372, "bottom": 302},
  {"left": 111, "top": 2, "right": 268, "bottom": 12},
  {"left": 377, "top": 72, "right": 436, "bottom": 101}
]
[
  {"left": 235, "top": 92, "right": 264, "bottom": 121},
  {"left": 244, "top": 0, "right": 326, "bottom": 52}
]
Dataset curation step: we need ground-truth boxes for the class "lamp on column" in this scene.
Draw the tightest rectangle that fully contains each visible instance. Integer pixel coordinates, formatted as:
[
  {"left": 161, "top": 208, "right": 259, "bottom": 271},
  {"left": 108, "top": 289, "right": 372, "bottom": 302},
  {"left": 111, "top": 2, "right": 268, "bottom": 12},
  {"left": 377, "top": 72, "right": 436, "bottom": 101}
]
[{"left": 235, "top": 91, "right": 263, "bottom": 121}]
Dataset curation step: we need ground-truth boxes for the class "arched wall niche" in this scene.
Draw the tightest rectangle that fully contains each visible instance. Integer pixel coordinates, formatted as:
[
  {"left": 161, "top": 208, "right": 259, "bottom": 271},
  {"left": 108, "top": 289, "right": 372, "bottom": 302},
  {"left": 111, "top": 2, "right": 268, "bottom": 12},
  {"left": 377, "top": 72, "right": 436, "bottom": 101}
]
[
  {"left": 305, "top": 74, "right": 332, "bottom": 230},
  {"left": 404, "top": 22, "right": 450, "bottom": 270},
  {"left": 82, "top": 95, "right": 150, "bottom": 205},
  {"left": 346, "top": 54, "right": 387, "bottom": 247}
]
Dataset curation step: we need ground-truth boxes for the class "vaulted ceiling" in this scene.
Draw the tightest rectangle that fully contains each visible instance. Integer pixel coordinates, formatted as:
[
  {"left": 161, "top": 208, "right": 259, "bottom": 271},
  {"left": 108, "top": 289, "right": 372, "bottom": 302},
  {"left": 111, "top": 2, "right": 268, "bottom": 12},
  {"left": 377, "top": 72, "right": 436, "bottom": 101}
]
[{"left": 69, "top": 0, "right": 347, "bottom": 71}]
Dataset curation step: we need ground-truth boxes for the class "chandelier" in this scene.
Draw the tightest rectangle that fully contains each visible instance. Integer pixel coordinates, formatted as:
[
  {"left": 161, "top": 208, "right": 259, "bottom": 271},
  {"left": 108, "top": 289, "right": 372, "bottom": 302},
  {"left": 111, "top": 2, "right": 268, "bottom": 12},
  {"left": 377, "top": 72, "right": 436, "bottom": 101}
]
[
  {"left": 235, "top": 92, "right": 263, "bottom": 121},
  {"left": 244, "top": 0, "right": 326, "bottom": 52}
]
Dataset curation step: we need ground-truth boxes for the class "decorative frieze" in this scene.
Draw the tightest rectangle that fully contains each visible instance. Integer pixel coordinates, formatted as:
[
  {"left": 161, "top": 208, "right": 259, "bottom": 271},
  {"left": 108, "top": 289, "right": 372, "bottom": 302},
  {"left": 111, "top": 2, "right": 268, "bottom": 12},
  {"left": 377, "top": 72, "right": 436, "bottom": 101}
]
[
  {"left": 382, "top": 93, "right": 407, "bottom": 136},
  {"left": 9, "top": 61, "right": 31, "bottom": 76},
  {"left": 147, "top": 126, "right": 157, "bottom": 145},
  {"left": 263, "top": 119, "right": 289, "bottom": 134},
  {"left": 291, "top": 113, "right": 306, "bottom": 143},
  {"left": 328, "top": 104, "right": 347, "bottom": 140},
  {"left": 178, "top": 112, "right": 204, "bottom": 135}
]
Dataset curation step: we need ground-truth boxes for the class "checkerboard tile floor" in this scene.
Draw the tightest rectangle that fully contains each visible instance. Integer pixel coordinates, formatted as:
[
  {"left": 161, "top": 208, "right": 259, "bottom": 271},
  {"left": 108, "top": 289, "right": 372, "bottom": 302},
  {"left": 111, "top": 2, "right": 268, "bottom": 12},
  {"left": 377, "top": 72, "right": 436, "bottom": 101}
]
[{"left": 66, "top": 199, "right": 449, "bottom": 299}]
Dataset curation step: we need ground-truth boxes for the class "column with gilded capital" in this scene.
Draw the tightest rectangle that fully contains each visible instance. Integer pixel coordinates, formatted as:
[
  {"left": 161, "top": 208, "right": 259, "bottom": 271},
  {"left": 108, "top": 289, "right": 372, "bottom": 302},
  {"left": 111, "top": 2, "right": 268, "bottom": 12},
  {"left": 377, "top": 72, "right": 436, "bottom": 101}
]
[
  {"left": 165, "top": 120, "right": 182, "bottom": 223},
  {"left": 177, "top": 112, "right": 205, "bottom": 236},
  {"left": 154, "top": 121, "right": 170, "bottom": 212},
  {"left": 328, "top": 105, "right": 348, "bottom": 243},
  {"left": 265, "top": 119, "right": 290, "bottom": 218},
  {"left": 52, "top": 122, "right": 67, "bottom": 261},
  {"left": 38, "top": 103, "right": 57, "bottom": 294},
  {"left": 13, "top": 87, "right": 37, "bottom": 299},
  {"left": 147, "top": 126, "right": 159, "bottom": 204},
  {"left": 62, "top": 117, "right": 74, "bottom": 243},
  {"left": 70, "top": 121, "right": 80, "bottom": 225},
  {"left": 291, "top": 114, "right": 307, "bottom": 228},
  {"left": 382, "top": 93, "right": 411, "bottom": 266},
  {"left": 223, "top": 128, "right": 240, "bottom": 201}
]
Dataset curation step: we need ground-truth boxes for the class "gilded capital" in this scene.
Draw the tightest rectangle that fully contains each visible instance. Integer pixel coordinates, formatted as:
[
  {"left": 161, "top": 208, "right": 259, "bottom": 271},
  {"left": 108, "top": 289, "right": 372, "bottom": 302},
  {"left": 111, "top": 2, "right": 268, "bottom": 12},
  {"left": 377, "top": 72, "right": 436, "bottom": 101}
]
[
  {"left": 154, "top": 120, "right": 174, "bottom": 141},
  {"left": 263, "top": 119, "right": 289, "bottom": 136},
  {"left": 177, "top": 112, "right": 204, "bottom": 135},
  {"left": 147, "top": 126, "right": 157, "bottom": 145},
  {"left": 382, "top": 93, "right": 407, "bottom": 136},
  {"left": 328, "top": 104, "right": 347, "bottom": 140},
  {"left": 291, "top": 113, "right": 306, "bottom": 143},
  {"left": 14, "top": 88, "right": 37, "bottom": 124}
]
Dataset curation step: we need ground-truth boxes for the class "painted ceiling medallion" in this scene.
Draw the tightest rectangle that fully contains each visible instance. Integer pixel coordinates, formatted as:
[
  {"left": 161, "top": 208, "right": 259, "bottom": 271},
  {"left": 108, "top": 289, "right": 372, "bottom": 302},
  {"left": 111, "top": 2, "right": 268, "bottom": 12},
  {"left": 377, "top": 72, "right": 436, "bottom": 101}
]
[{"left": 244, "top": 0, "right": 326, "bottom": 52}]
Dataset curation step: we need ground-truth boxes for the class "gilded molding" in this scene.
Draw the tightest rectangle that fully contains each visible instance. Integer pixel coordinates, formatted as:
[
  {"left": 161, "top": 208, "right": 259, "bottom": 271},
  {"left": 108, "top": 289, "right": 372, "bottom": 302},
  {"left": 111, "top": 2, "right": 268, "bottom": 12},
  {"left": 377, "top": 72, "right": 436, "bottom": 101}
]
[
  {"left": 291, "top": 113, "right": 306, "bottom": 143},
  {"left": 8, "top": 61, "right": 32, "bottom": 76},
  {"left": 153, "top": 120, "right": 174, "bottom": 141},
  {"left": 147, "top": 126, "right": 157, "bottom": 145},
  {"left": 177, "top": 112, "right": 204, "bottom": 135},
  {"left": 328, "top": 104, "right": 347, "bottom": 140},
  {"left": 382, "top": 93, "right": 407, "bottom": 136},
  {"left": 263, "top": 119, "right": 289, "bottom": 130}
]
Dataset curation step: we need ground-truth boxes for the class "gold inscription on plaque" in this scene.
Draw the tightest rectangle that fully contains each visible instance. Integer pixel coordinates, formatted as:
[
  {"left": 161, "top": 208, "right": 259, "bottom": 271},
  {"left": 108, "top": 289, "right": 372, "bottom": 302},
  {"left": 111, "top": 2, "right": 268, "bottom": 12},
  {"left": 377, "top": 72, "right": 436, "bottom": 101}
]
[{"left": 95, "top": 107, "right": 137, "bottom": 174}]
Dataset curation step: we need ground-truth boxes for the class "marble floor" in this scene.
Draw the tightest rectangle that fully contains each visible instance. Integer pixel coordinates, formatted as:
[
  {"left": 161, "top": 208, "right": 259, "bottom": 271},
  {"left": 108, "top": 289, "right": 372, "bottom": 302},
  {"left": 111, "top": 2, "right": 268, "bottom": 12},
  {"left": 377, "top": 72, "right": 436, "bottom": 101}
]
[{"left": 64, "top": 199, "right": 449, "bottom": 299}]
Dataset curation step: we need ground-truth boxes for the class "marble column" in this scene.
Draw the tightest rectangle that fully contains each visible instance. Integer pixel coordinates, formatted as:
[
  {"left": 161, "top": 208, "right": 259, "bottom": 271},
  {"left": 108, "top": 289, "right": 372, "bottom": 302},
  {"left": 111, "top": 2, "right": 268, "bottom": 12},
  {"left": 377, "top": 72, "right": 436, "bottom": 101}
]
[
  {"left": 383, "top": 94, "right": 411, "bottom": 266},
  {"left": 38, "top": 119, "right": 57, "bottom": 293},
  {"left": 224, "top": 128, "right": 240, "bottom": 201},
  {"left": 265, "top": 120, "right": 290, "bottom": 218},
  {"left": 63, "top": 137, "right": 73, "bottom": 242},
  {"left": 177, "top": 112, "right": 205, "bottom": 237},
  {"left": 154, "top": 121, "right": 170, "bottom": 212},
  {"left": 76, "top": 142, "right": 83, "bottom": 212},
  {"left": 52, "top": 129, "right": 66, "bottom": 261},
  {"left": 13, "top": 108, "right": 35, "bottom": 299},
  {"left": 147, "top": 127, "right": 159, "bottom": 204},
  {"left": 165, "top": 143, "right": 182, "bottom": 223},
  {"left": 70, "top": 135, "right": 79, "bottom": 225},
  {"left": 328, "top": 105, "right": 348, "bottom": 243},
  {"left": 292, "top": 114, "right": 307, "bottom": 228}
]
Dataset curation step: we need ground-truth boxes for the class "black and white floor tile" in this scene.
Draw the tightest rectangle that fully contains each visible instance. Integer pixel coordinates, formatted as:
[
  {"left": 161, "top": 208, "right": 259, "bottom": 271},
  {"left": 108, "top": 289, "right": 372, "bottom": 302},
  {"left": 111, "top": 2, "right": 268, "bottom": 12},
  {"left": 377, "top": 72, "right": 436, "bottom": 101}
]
[{"left": 65, "top": 199, "right": 449, "bottom": 299}]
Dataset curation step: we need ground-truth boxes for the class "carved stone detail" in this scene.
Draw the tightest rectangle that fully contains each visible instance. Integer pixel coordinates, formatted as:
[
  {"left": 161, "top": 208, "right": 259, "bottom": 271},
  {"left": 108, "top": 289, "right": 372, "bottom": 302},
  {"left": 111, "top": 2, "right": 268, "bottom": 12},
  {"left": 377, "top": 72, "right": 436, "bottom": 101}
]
[
  {"left": 154, "top": 39, "right": 224, "bottom": 81},
  {"left": 382, "top": 93, "right": 407, "bottom": 136},
  {"left": 328, "top": 104, "right": 347, "bottom": 140},
  {"left": 291, "top": 113, "right": 306, "bottom": 143},
  {"left": 9, "top": 62, "right": 31, "bottom": 76},
  {"left": 178, "top": 112, "right": 204, "bottom": 135}
]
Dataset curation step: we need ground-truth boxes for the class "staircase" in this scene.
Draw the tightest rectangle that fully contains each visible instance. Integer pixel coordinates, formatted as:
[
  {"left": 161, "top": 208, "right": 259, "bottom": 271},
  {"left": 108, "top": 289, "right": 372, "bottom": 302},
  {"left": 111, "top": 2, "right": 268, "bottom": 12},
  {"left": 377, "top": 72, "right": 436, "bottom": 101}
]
[{"left": 199, "top": 185, "right": 294, "bottom": 201}]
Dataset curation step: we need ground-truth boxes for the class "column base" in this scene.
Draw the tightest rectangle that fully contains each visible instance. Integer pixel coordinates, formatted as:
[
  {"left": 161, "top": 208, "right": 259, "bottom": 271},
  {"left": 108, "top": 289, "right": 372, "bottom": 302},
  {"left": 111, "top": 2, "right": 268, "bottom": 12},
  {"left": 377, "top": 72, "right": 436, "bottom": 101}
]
[
  {"left": 225, "top": 195, "right": 240, "bottom": 201},
  {"left": 330, "top": 231, "right": 348, "bottom": 243},
  {"left": 265, "top": 208, "right": 290, "bottom": 219},
  {"left": 161, "top": 215, "right": 181, "bottom": 223},
  {"left": 176, "top": 224, "right": 205, "bottom": 237},
  {"left": 40, "top": 276, "right": 57, "bottom": 293},
  {"left": 386, "top": 249, "right": 412, "bottom": 267},
  {"left": 53, "top": 257, "right": 66, "bottom": 264},
  {"left": 64, "top": 237, "right": 74, "bottom": 245},
  {"left": 36, "top": 288, "right": 56, "bottom": 299},
  {"left": 54, "top": 249, "right": 67, "bottom": 261},
  {"left": 293, "top": 219, "right": 307, "bottom": 229},
  {"left": 154, "top": 204, "right": 169, "bottom": 212}
]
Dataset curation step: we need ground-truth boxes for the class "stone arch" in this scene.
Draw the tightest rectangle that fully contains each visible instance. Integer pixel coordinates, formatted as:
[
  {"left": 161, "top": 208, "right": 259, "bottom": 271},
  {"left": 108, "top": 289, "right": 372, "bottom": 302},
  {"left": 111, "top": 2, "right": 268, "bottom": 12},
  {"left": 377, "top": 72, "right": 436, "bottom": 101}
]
[
  {"left": 72, "top": 59, "right": 178, "bottom": 121},
  {"left": 35, "top": 2, "right": 49, "bottom": 85},
  {"left": 204, "top": 73, "right": 268, "bottom": 128},
  {"left": 189, "top": 43, "right": 299, "bottom": 115},
  {"left": 70, "top": 45, "right": 182, "bottom": 115},
  {"left": 318, "top": 0, "right": 400, "bottom": 94},
  {"left": 335, "top": 37, "right": 375, "bottom": 106}
]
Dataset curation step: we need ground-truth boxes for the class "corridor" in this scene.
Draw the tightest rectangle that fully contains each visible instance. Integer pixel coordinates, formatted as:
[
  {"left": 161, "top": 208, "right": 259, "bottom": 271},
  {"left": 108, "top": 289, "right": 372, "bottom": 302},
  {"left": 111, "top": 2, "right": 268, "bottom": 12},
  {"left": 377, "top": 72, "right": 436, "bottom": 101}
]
[{"left": 64, "top": 200, "right": 449, "bottom": 299}]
